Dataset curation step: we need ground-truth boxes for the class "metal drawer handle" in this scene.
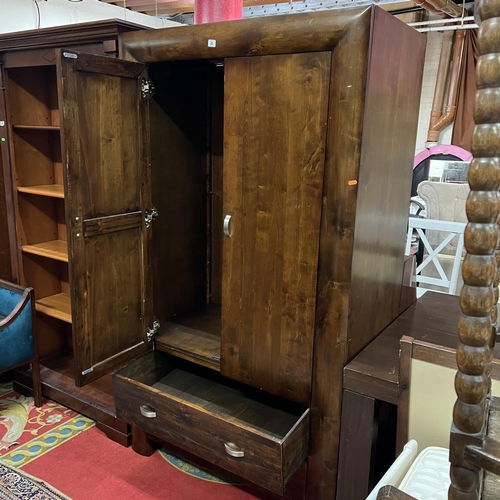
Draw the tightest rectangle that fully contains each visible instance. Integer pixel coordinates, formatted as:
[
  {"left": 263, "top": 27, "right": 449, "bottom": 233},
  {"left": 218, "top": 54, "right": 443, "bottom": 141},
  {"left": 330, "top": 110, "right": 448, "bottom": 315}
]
[
  {"left": 224, "top": 442, "right": 244, "bottom": 458},
  {"left": 223, "top": 215, "right": 232, "bottom": 238},
  {"left": 140, "top": 405, "right": 157, "bottom": 418}
]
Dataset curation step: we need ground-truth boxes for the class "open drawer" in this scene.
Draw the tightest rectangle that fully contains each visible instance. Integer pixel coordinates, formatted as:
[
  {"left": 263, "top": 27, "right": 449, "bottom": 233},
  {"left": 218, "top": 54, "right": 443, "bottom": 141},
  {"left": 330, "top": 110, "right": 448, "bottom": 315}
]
[{"left": 112, "top": 351, "right": 309, "bottom": 495}]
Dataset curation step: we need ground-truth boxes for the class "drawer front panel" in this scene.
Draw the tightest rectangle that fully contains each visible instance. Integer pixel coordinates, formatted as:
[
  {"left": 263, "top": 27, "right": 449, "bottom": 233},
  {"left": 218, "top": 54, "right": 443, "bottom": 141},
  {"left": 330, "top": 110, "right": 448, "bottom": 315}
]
[{"left": 113, "top": 355, "right": 309, "bottom": 494}]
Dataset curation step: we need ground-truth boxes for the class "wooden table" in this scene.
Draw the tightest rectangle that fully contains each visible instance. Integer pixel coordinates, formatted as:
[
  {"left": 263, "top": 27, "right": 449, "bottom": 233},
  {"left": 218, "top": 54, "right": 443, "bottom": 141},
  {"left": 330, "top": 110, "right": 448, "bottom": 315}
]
[{"left": 336, "top": 292, "right": 473, "bottom": 500}]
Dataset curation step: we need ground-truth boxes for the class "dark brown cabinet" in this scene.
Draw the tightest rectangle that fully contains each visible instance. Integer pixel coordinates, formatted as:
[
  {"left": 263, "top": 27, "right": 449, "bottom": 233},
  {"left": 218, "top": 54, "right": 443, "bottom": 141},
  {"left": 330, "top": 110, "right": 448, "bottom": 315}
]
[{"left": 3, "top": 8, "right": 426, "bottom": 500}]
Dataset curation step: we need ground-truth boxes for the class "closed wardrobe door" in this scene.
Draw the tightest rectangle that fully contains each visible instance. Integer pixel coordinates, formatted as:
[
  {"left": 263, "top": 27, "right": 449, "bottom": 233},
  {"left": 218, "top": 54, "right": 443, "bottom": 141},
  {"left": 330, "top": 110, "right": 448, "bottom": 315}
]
[{"left": 221, "top": 52, "right": 331, "bottom": 406}]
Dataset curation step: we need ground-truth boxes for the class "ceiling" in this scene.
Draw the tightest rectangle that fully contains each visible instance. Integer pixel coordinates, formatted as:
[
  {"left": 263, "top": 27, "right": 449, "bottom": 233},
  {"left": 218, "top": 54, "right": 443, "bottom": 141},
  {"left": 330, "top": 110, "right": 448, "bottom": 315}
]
[{"left": 98, "top": 0, "right": 418, "bottom": 18}]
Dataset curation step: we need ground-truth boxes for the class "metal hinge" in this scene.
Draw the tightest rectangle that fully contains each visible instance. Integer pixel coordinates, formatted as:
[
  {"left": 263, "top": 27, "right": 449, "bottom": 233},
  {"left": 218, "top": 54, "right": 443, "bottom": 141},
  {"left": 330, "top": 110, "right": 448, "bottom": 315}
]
[
  {"left": 144, "top": 208, "right": 158, "bottom": 228},
  {"left": 146, "top": 319, "right": 160, "bottom": 342},
  {"left": 141, "top": 77, "right": 155, "bottom": 98}
]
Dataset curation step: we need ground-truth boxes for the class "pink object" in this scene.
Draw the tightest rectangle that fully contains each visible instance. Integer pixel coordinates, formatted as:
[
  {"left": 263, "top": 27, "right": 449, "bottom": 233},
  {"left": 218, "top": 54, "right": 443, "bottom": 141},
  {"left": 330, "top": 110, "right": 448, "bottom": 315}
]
[
  {"left": 413, "top": 145, "right": 472, "bottom": 169},
  {"left": 194, "top": 0, "right": 243, "bottom": 24}
]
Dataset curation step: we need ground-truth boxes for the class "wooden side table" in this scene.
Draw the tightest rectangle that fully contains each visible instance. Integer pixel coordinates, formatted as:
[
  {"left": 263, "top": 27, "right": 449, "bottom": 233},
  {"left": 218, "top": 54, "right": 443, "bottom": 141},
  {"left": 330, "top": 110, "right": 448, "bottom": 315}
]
[{"left": 336, "top": 292, "right": 495, "bottom": 500}]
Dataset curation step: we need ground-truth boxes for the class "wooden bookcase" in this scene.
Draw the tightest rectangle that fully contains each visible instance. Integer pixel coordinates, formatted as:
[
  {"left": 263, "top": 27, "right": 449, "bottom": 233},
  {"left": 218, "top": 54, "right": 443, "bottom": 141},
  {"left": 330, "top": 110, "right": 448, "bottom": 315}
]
[{"left": 0, "top": 20, "right": 149, "bottom": 445}]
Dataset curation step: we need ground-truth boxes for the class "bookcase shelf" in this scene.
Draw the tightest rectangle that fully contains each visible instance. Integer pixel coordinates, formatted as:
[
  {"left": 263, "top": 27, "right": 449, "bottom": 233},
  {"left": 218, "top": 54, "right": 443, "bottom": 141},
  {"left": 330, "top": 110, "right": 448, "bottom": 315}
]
[
  {"left": 13, "top": 125, "right": 60, "bottom": 131},
  {"left": 22, "top": 240, "right": 68, "bottom": 262},
  {"left": 35, "top": 293, "right": 72, "bottom": 324},
  {"left": 18, "top": 184, "right": 64, "bottom": 198}
]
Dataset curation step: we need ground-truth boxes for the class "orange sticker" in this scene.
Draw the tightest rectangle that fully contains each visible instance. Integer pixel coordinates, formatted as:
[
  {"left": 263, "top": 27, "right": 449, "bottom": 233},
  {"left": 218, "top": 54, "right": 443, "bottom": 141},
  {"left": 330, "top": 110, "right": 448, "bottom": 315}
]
[{"left": 348, "top": 180, "right": 357, "bottom": 186}]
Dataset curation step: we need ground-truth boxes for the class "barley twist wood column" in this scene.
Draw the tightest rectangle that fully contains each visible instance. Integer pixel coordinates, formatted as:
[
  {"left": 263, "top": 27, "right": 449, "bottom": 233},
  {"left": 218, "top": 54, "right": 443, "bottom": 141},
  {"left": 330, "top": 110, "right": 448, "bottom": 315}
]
[{"left": 449, "top": 1, "right": 500, "bottom": 498}]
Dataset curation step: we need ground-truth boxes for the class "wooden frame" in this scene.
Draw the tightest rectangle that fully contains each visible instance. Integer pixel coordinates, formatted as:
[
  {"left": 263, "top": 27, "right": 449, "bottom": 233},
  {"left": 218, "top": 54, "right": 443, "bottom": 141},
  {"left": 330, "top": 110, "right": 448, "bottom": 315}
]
[{"left": 396, "top": 336, "right": 413, "bottom": 455}]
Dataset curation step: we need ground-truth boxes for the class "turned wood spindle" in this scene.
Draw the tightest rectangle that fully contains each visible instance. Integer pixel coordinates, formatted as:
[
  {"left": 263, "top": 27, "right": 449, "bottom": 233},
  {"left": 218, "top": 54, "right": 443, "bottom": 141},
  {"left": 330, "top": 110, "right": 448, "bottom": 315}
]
[{"left": 449, "top": 0, "right": 500, "bottom": 498}]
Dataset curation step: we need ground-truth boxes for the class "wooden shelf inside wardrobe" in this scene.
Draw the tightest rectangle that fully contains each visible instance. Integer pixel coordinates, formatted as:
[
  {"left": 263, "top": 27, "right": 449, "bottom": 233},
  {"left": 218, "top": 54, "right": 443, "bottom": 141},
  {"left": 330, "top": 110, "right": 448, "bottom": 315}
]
[
  {"left": 155, "top": 304, "right": 221, "bottom": 371},
  {"left": 35, "top": 293, "right": 72, "bottom": 324},
  {"left": 17, "top": 184, "right": 64, "bottom": 198},
  {"left": 22, "top": 240, "right": 68, "bottom": 262}
]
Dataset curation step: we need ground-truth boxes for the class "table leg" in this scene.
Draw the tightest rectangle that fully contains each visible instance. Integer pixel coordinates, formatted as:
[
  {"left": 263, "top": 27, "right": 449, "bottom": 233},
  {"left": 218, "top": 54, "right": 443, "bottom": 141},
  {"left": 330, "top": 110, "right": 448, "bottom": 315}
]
[{"left": 336, "top": 389, "right": 376, "bottom": 500}]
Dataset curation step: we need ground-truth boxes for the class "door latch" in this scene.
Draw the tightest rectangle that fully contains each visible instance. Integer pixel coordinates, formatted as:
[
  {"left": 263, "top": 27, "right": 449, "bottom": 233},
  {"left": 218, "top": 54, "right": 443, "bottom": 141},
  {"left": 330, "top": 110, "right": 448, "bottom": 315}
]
[
  {"left": 144, "top": 208, "right": 158, "bottom": 228},
  {"left": 141, "top": 77, "right": 155, "bottom": 98},
  {"left": 146, "top": 319, "right": 160, "bottom": 342}
]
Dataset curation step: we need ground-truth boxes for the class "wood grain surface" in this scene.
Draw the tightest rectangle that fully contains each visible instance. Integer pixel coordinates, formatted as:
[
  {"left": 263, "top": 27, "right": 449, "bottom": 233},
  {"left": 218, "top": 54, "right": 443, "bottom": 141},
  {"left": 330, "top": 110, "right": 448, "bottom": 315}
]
[
  {"left": 57, "top": 50, "right": 152, "bottom": 386},
  {"left": 347, "top": 8, "right": 426, "bottom": 360},
  {"left": 0, "top": 146, "right": 12, "bottom": 281},
  {"left": 119, "top": 8, "right": 368, "bottom": 62},
  {"left": 114, "top": 352, "right": 309, "bottom": 494},
  {"left": 0, "top": 19, "right": 147, "bottom": 53},
  {"left": 221, "top": 52, "right": 330, "bottom": 407},
  {"left": 148, "top": 62, "right": 209, "bottom": 322},
  {"left": 307, "top": 12, "right": 372, "bottom": 500},
  {"left": 344, "top": 292, "right": 480, "bottom": 405},
  {"left": 0, "top": 64, "right": 16, "bottom": 282}
]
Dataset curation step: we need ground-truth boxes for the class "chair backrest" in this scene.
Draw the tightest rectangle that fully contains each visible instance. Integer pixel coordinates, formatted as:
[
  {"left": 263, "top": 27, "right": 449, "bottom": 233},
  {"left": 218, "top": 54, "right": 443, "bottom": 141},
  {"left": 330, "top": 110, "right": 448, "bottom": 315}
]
[
  {"left": 0, "top": 280, "right": 34, "bottom": 371},
  {"left": 416, "top": 181, "right": 469, "bottom": 256},
  {"left": 405, "top": 218, "right": 465, "bottom": 296}
]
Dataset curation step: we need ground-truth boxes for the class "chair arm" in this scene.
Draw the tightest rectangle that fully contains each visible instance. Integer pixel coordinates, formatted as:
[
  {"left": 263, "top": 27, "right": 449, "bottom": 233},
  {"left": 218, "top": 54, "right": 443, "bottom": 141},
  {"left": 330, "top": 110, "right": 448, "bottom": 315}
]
[
  {"left": 0, "top": 288, "right": 33, "bottom": 330},
  {"left": 376, "top": 486, "right": 417, "bottom": 500}
]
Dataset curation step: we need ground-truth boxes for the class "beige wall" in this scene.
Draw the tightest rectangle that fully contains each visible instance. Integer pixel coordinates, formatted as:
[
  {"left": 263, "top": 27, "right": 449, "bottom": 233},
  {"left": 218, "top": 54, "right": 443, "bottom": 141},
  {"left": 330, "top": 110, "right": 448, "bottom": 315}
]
[{"left": 408, "top": 359, "right": 500, "bottom": 449}]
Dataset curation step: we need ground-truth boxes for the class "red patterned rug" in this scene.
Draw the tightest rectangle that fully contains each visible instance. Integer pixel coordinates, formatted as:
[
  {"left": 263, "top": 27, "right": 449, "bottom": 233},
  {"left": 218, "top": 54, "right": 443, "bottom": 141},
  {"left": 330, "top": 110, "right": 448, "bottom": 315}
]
[
  {"left": 0, "top": 382, "right": 94, "bottom": 468},
  {"left": 0, "top": 382, "right": 280, "bottom": 499}
]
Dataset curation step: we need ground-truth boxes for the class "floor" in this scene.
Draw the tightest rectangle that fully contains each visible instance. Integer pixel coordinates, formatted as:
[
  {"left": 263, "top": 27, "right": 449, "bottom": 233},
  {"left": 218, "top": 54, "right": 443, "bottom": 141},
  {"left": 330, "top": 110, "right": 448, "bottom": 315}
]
[{"left": 0, "top": 380, "right": 267, "bottom": 499}]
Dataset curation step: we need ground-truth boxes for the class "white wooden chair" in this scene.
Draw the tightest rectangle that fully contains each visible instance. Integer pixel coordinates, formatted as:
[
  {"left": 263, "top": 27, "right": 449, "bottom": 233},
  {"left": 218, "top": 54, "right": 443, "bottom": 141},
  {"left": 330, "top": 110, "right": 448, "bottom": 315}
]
[{"left": 405, "top": 218, "right": 466, "bottom": 297}]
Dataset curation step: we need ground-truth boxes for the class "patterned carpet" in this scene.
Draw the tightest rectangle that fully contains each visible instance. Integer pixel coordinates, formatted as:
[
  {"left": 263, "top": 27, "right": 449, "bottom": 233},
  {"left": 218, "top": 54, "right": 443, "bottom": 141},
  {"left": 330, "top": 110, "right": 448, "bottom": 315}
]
[
  {"left": 0, "top": 382, "right": 266, "bottom": 499},
  {"left": 0, "top": 462, "right": 71, "bottom": 500},
  {"left": 0, "top": 382, "right": 94, "bottom": 467}
]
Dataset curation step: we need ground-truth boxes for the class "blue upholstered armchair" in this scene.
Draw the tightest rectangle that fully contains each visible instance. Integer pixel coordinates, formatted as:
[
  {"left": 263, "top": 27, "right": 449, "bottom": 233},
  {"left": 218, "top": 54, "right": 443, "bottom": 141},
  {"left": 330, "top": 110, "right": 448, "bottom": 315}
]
[{"left": 0, "top": 280, "right": 41, "bottom": 407}]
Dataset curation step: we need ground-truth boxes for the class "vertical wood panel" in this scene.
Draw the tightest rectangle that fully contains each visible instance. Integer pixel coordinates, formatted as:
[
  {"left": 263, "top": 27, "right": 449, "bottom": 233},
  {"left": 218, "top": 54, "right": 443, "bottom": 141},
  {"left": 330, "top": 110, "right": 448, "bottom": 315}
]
[
  {"left": 0, "top": 148, "right": 11, "bottom": 280},
  {"left": 308, "top": 10, "right": 425, "bottom": 499},
  {"left": 77, "top": 73, "right": 140, "bottom": 218},
  {"left": 347, "top": 8, "right": 426, "bottom": 360},
  {"left": 57, "top": 50, "right": 151, "bottom": 386},
  {"left": 336, "top": 390, "right": 376, "bottom": 500},
  {"left": 210, "top": 67, "right": 224, "bottom": 305},
  {"left": 307, "top": 12, "right": 372, "bottom": 500},
  {"left": 0, "top": 65, "right": 14, "bottom": 281},
  {"left": 221, "top": 52, "right": 331, "bottom": 406},
  {"left": 1, "top": 66, "right": 19, "bottom": 283},
  {"left": 148, "top": 62, "right": 209, "bottom": 322},
  {"left": 396, "top": 336, "right": 413, "bottom": 455}
]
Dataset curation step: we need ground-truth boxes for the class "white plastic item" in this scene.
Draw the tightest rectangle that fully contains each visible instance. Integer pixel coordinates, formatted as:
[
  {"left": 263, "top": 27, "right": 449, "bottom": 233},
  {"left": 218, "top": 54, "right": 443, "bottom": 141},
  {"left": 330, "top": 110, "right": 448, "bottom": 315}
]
[
  {"left": 365, "top": 440, "right": 419, "bottom": 500},
  {"left": 398, "top": 447, "right": 450, "bottom": 500}
]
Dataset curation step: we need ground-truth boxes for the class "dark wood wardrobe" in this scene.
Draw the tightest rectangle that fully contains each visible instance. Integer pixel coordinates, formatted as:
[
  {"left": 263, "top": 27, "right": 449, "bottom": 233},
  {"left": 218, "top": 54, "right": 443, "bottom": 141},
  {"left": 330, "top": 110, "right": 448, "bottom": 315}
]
[{"left": 3, "top": 8, "right": 426, "bottom": 500}]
